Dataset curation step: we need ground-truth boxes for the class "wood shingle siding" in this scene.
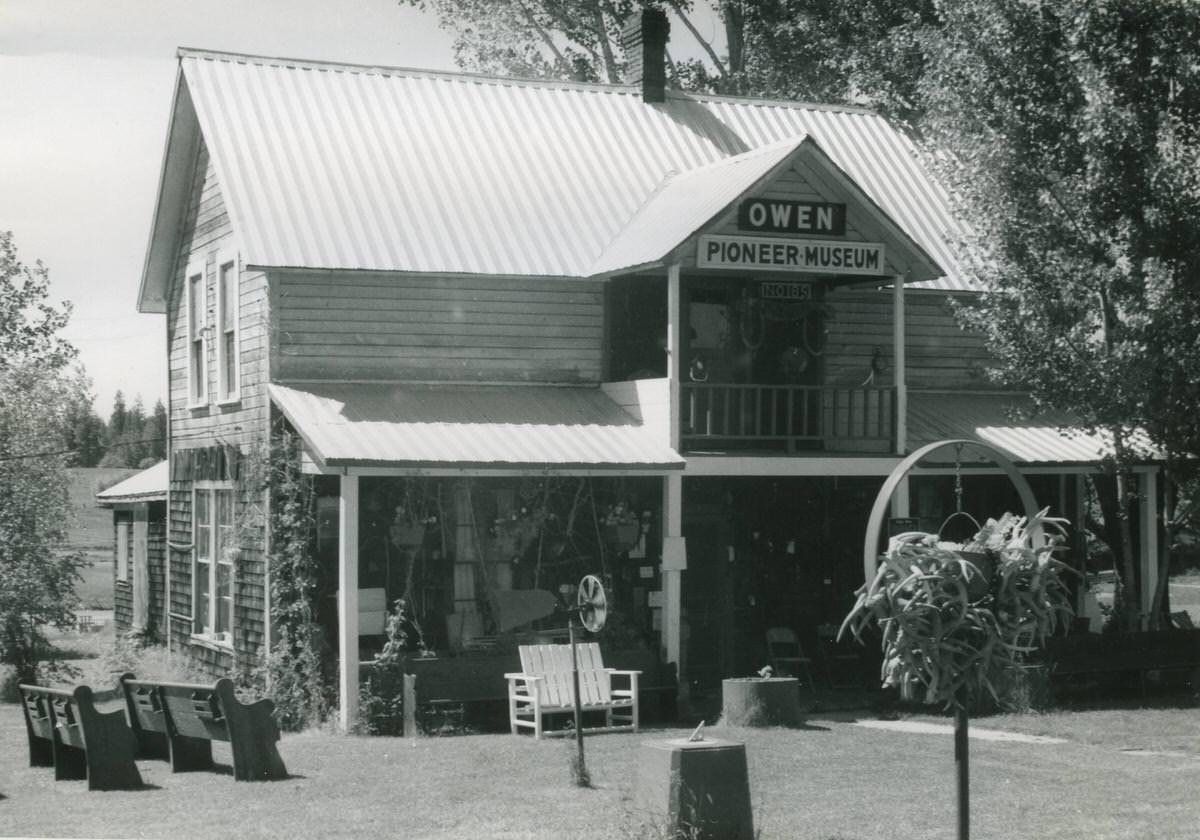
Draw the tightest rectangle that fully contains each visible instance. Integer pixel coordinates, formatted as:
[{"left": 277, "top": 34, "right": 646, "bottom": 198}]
[
  {"left": 276, "top": 272, "right": 605, "bottom": 383},
  {"left": 164, "top": 138, "right": 270, "bottom": 677}
]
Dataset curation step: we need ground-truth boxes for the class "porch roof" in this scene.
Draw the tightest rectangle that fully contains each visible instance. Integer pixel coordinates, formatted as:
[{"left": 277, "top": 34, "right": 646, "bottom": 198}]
[
  {"left": 95, "top": 461, "right": 168, "bottom": 505},
  {"left": 269, "top": 382, "right": 683, "bottom": 472},
  {"left": 907, "top": 392, "right": 1161, "bottom": 466}
]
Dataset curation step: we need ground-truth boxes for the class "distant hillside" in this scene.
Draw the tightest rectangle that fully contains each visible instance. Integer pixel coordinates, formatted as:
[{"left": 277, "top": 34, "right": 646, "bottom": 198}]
[{"left": 66, "top": 467, "right": 138, "bottom": 550}]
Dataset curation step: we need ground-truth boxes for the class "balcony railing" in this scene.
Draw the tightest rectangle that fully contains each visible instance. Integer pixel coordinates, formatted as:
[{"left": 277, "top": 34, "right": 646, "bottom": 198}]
[{"left": 681, "top": 383, "right": 895, "bottom": 450}]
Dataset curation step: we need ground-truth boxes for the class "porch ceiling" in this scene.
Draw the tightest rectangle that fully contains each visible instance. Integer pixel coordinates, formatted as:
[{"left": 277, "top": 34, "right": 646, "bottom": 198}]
[
  {"left": 907, "top": 391, "right": 1161, "bottom": 466},
  {"left": 268, "top": 382, "right": 683, "bottom": 472}
]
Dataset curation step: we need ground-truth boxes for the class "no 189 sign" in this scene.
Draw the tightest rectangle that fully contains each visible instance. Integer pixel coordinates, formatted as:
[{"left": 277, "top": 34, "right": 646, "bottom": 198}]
[{"left": 760, "top": 281, "right": 813, "bottom": 300}]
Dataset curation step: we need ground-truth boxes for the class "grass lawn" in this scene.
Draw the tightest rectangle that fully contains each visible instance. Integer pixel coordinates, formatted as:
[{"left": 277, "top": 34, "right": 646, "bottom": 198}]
[{"left": 2, "top": 702, "right": 1198, "bottom": 839}]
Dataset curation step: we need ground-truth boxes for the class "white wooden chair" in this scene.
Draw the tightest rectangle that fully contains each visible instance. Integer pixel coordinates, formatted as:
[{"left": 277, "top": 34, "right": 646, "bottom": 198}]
[{"left": 505, "top": 643, "right": 640, "bottom": 738}]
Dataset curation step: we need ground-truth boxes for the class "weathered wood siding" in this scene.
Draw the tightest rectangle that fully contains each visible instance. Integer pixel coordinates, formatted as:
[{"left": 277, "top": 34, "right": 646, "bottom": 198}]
[
  {"left": 275, "top": 273, "right": 605, "bottom": 383},
  {"left": 164, "top": 139, "right": 269, "bottom": 676},
  {"left": 110, "top": 505, "right": 167, "bottom": 637},
  {"left": 824, "top": 287, "right": 991, "bottom": 389},
  {"left": 112, "top": 511, "right": 133, "bottom": 631}
]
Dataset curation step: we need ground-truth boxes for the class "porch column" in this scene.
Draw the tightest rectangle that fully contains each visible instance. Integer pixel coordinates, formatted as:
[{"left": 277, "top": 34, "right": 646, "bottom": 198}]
[
  {"left": 662, "top": 261, "right": 687, "bottom": 681},
  {"left": 1073, "top": 474, "right": 1089, "bottom": 614},
  {"left": 662, "top": 476, "right": 685, "bottom": 675},
  {"left": 1138, "top": 470, "right": 1159, "bottom": 625},
  {"left": 338, "top": 474, "right": 360, "bottom": 731},
  {"left": 892, "top": 273, "right": 907, "bottom": 455},
  {"left": 132, "top": 503, "right": 150, "bottom": 630},
  {"left": 891, "top": 275, "right": 909, "bottom": 518}
]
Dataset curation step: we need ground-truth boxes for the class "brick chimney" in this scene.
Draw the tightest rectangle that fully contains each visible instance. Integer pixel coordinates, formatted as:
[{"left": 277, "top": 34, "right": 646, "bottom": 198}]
[{"left": 622, "top": 7, "right": 670, "bottom": 103}]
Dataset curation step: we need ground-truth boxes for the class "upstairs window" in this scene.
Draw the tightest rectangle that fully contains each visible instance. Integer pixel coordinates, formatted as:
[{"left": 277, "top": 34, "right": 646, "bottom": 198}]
[
  {"left": 185, "top": 257, "right": 207, "bottom": 407},
  {"left": 215, "top": 250, "right": 240, "bottom": 403},
  {"left": 193, "top": 483, "right": 235, "bottom": 644}
]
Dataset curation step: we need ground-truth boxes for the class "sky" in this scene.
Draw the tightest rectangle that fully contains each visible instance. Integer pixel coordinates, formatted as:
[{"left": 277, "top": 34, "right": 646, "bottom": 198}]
[{"left": 1, "top": 1, "right": 722, "bottom": 417}]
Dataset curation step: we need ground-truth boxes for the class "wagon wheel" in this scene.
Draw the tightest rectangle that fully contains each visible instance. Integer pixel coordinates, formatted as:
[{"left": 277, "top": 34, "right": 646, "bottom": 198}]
[{"left": 576, "top": 574, "right": 607, "bottom": 633}]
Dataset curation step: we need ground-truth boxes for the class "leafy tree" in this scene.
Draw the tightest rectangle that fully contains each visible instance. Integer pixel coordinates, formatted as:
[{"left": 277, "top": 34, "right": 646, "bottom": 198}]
[
  {"left": 146, "top": 399, "right": 168, "bottom": 463},
  {"left": 401, "top": 0, "right": 741, "bottom": 90},
  {"left": 108, "top": 389, "right": 127, "bottom": 442},
  {"left": 914, "top": 0, "right": 1200, "bottom": 630},
  {"left": 61, "top": 385, "right": 106, "bottom": 468},
  {"left": 0, "top": 231, "right": 89, "bottom": 683}
]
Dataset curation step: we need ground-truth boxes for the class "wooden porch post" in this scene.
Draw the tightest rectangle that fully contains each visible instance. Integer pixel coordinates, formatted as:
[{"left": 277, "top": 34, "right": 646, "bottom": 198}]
[
  {"left": 662, "top": 261, "right": 687, "bottom": 685},
  {"left": 132, "top": 503, "right": 150, "bottom": 630},
  {"left": 1138, "top": 470, "right": 1159, "bottom": 625},
  {"left": 891, "top": 275, "right": 909, "bottom": 517},
  {"left": 892, "top": 273, "right": 907, "bottom": 456},
  {"left": 338, "top": 474, "right": 360, "bottom": 731}
]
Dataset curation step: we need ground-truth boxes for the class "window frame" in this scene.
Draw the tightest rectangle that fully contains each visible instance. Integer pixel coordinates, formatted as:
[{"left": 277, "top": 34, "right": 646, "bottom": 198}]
[
  {"left": 184, "top": 256, "right": 208, "bottom": 408},
  {"left": 214, "top": 249, "right": 240, "bottom": 405},
  {"left": 191, "top": 481, "right": 236, "bottom": 647},
  {"left": 116, "top": 520, "right": 130, "bottom": 583}
]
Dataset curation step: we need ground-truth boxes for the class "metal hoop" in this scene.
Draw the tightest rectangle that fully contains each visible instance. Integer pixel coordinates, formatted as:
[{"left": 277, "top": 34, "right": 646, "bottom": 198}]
[{"left": 861, "top": 439, "right": 1045, "bottom": 583}]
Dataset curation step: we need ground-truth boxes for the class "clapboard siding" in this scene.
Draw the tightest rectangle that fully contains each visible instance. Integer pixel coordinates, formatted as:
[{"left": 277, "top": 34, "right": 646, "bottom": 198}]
[
  {"left": 276, "top": 272, "right": 605, "bottom": 383},
  {"left": 824, "top": 287, "right": 991, "bottom": 389},
  {"left": 905, "top": 290, "right": 991, "bottom": 388},
  {"left": 164, "top": 138, "right": 270, "bottom": 675}
]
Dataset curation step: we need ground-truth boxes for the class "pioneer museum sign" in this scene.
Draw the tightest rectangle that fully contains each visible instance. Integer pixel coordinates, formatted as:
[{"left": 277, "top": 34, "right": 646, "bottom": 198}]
[{"left": 697, "top": 234, "right": 886, "bottom": 275}]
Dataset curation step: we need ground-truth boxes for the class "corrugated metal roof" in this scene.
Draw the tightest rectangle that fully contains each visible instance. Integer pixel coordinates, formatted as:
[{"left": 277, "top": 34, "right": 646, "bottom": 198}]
[
  {"left": 907, "top": 392, "right": 1161, "bottom": 464},
  {"left": 269, "top": 382, "right": 683, "bottom": 470},
  {"left": 589, "top": 137, "right": 804, "bottom": 277},
  {"left": 95, "top": 461, "right": 168, "bottom": 504},
  {"left": 149, "top": 49, "right": 972, "bottom": 302}
]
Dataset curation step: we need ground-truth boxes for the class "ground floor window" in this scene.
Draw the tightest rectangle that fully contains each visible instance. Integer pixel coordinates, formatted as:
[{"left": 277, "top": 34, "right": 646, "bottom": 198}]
[{"left": 193, "top": 482, "right": 236, "bottom": 643}]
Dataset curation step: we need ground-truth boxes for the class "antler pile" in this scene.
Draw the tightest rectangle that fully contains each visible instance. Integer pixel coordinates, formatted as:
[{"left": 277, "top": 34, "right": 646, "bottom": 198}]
[{"left": 840, "top": 508, "right": 1075, "bottom": 709}]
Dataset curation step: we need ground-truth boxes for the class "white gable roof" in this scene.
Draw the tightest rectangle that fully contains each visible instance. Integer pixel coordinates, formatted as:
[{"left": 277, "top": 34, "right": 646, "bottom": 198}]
[{"left": 140, "top": 49, "right": 973, "bottom": 311}]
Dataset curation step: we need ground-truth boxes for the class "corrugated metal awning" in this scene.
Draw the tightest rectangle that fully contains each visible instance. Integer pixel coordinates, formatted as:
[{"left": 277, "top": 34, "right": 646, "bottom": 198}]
[
  {"left": 269, "top": 382, "right": 683, "bottom": 471},
  {"left": 907, "top": 392, "right": 1161, "bottom": 465},
  {"left": 95, "top": 461, "right": 168, "bottom": 505}
]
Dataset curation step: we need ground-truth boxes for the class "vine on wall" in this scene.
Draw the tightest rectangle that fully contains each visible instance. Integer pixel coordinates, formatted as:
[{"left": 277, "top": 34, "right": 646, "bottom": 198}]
[{"left": 244, "top": 422, "right": 332, "bottom": 731}]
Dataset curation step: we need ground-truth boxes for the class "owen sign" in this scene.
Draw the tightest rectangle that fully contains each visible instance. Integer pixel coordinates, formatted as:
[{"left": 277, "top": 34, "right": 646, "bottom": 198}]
[{"left": 738, "top": 199, "right": 846, "bottom": 236}]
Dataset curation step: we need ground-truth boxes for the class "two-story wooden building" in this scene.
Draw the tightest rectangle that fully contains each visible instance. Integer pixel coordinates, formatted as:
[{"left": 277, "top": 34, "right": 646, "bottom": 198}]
[{"left": 136, "top": 13, "right": 1164, "bottom": 725}]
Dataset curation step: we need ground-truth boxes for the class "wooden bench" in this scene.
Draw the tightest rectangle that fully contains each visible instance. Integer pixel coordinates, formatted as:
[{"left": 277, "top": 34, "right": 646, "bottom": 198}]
[
  {"left": 18, "top": 683, "right": 142, "bottom": 791},
  {"left": 505, "top": 643, "right": 640, "bottom": 739},
  {"left": 118, "top": 675, "right": 287, "bottom": 781}
]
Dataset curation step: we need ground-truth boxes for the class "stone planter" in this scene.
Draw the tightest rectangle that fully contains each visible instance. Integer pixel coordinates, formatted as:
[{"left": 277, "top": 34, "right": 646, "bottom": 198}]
[
  {"left": 636, "top": 738, "right": 754, "bottom": 840},
  {"left": 721, "top": 677, "right": 802, "bottom": 727}
]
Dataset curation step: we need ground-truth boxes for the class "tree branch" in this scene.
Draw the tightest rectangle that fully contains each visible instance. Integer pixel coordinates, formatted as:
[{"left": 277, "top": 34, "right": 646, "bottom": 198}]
[{"left": 664, "top": 1, "right": 728, "bottom": 77}]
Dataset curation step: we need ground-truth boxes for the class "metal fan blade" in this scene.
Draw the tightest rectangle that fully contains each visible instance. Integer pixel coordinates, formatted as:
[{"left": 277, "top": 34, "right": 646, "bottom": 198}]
[{"left": 576, "top": 574, "right": 607, "bottom": 632}]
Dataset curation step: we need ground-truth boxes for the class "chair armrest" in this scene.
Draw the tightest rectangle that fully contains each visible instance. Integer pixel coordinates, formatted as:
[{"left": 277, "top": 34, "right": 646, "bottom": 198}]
[
  {"left": 606, "top": 669, "right": 640, "bottom": 698},
  {"left": 505, "top": 673, "right": 543, "bottom": 694}
]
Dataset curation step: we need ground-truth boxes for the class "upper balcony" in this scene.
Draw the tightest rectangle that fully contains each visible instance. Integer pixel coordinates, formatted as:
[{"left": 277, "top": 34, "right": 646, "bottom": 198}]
[
  {"left": 606, "top": 274, "right": 900, "bottom": 456},
  {"left": 681, "top": 382, "right": 895, "bottom": 454}
]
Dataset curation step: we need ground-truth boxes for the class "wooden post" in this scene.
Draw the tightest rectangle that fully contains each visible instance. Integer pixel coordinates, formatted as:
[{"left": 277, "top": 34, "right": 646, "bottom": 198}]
[
  {"left": 569, "top": 620, "right": 586, "bottom": 783},
  {"left": 133, "top": 503, "right": 150, "bottom": 630},
  {"left": 662, "top": 261, "right": 687, "bottom": 693},
  {"left": 1138, "top": 470, "right": 1159, "bottom": 624},
  {"left": 955, "top": 705, "right": 970, "bottom": 840},
  {"left": 338, "top": 474, "right": 360, "bottom": 731},
  {"left": 892, "top": 274, "right": 907, "bottom": 456}
]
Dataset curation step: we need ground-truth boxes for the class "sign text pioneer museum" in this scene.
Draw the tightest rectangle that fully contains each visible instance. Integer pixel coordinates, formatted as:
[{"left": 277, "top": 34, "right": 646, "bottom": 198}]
[{"left": 697, "top": 235, "right": 886, "bottom": 275}]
